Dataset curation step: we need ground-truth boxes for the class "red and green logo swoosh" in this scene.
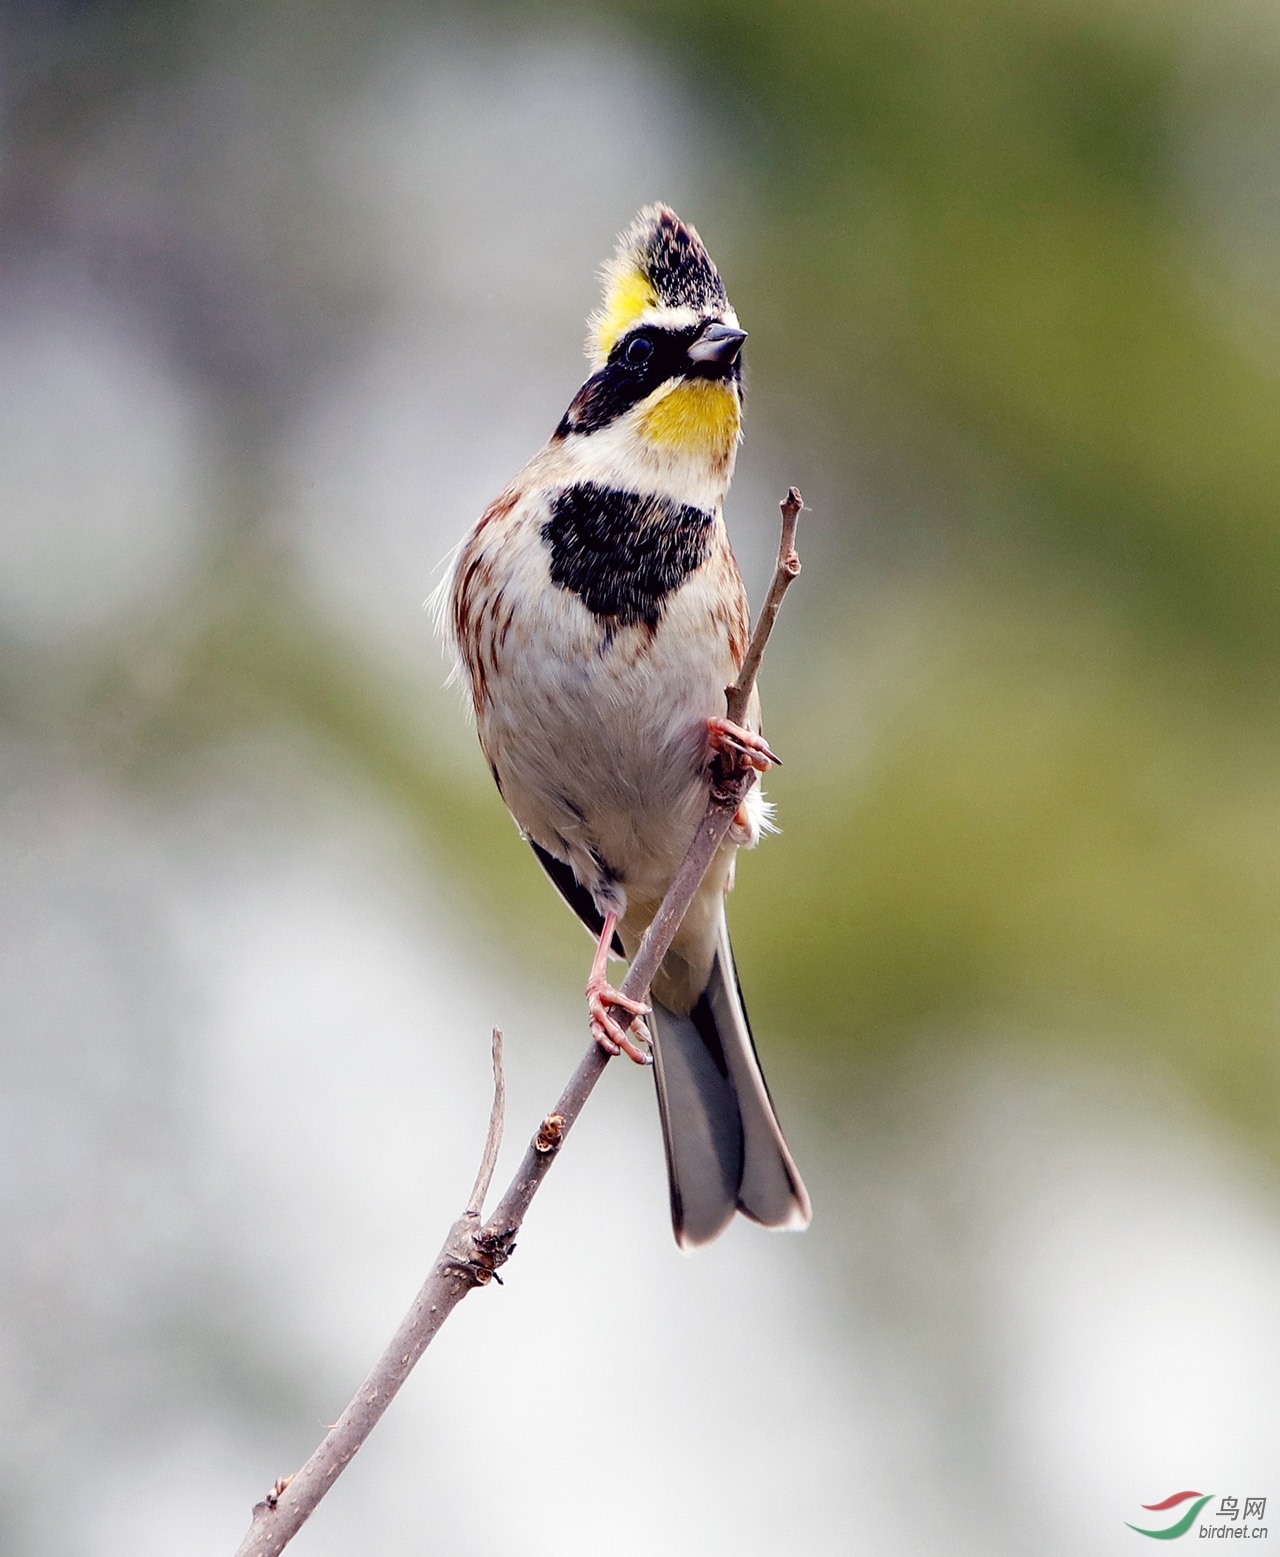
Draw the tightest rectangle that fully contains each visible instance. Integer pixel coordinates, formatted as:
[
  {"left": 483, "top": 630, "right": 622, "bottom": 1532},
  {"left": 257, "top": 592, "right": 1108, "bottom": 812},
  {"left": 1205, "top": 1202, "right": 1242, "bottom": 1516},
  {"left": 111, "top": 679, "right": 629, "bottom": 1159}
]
[{"left": 1127, "top": 1492, "right": 1213, "bottom": 1539}]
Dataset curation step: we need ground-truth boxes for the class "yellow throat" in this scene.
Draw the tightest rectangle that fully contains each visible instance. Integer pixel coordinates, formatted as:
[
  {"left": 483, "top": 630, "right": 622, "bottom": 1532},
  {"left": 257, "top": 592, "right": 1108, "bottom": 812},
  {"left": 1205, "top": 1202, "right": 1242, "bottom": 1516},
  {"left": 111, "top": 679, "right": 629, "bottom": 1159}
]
[{"left": 637, "top": 378, "right": 741, "bottom": 462}]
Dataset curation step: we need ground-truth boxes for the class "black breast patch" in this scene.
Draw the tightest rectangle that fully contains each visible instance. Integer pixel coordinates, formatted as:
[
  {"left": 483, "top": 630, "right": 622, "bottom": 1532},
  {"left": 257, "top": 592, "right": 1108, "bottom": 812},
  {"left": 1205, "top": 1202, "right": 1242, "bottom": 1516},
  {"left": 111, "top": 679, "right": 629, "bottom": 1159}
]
[{"left": 542, "top": 483, "right": 714, "bottom": 630}]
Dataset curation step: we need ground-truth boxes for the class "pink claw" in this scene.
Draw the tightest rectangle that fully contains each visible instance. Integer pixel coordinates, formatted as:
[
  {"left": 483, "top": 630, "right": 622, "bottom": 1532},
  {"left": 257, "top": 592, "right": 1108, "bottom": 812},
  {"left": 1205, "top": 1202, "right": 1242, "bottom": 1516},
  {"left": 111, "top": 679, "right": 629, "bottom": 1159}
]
[
  {"left": 707, "top": 716, "right": 781, "bottom": 773},
  {"left": 585, "top": 909, "right": 652, "bottom": 1065},
  {"left": 586, "top": 975, "right": 652, "bottom": 1065}
]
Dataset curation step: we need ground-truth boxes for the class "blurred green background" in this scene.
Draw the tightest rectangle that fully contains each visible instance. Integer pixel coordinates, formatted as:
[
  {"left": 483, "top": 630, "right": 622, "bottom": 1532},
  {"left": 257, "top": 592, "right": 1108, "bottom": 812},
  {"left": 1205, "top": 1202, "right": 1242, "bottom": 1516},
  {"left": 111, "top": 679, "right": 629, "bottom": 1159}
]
[{"left": 4, "top": 1, "right": 1280, "bottom": 1553}]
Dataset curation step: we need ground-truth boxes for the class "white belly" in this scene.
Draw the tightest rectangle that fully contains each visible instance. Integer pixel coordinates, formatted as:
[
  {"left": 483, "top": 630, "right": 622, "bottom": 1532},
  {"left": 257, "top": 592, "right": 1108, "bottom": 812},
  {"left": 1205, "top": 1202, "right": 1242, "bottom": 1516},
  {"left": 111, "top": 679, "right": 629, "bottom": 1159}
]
[{"left": 478, "top": 550, "right": 739, "bottom": 917}]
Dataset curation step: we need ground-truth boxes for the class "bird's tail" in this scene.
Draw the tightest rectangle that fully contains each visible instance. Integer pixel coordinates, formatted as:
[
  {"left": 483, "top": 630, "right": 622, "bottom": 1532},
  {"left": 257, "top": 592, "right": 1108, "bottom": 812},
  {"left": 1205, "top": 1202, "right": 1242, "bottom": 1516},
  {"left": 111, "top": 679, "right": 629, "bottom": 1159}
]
[{"left": 649, "top": 910, "right": 811, "bottom": 1249}]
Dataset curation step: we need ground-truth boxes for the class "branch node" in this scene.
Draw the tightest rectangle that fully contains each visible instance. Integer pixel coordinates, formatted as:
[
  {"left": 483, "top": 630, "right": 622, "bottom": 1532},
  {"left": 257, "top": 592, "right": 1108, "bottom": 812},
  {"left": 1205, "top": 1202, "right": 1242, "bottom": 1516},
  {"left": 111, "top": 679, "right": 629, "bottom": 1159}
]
[
  {"left": 533, "top": 1111, "right": 566, "bottom": 1154},
  {"left": 256, "top": 1476, "right": 294, "bottom": 1516},
  {"left": 441, "top": 1203, "right": 519, "bottom": 1291},
  {"left": 709, "top": 772, "right": 749, "bottom": 807},
  {"left": 438, "top": 1260, "right": 492, "bottom": 1290}
]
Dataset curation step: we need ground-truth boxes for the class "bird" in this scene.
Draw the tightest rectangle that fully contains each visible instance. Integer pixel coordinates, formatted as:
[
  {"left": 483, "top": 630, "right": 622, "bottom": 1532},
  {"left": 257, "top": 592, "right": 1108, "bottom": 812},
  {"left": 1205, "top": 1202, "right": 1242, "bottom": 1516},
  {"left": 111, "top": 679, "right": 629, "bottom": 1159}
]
[{"left": 441, "top": 204, "right": 810, "bottom": 1248}]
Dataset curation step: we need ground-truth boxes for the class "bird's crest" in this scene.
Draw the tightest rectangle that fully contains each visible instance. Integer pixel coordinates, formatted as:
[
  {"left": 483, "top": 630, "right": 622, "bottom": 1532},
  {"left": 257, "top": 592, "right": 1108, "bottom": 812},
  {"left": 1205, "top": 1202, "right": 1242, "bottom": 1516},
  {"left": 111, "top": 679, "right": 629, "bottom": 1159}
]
[{"left": 589, "top": 204, "right": 729, "bottom": 365}]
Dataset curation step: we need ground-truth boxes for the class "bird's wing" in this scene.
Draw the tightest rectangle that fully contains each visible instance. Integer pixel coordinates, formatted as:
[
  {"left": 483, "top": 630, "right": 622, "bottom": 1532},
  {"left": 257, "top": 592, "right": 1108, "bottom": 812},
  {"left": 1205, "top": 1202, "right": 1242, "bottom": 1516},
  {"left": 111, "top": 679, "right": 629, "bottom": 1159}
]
[{"left": 527, "top": 839, "right": 625, "bottom": 955}]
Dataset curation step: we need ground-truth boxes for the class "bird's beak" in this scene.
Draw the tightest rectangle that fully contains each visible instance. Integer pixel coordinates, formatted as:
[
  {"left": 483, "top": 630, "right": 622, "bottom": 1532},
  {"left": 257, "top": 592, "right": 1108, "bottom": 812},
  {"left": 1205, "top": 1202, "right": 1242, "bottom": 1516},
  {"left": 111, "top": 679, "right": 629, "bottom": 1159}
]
[{"left": 687, "top": 322, "right": 747, "bottom": 365}]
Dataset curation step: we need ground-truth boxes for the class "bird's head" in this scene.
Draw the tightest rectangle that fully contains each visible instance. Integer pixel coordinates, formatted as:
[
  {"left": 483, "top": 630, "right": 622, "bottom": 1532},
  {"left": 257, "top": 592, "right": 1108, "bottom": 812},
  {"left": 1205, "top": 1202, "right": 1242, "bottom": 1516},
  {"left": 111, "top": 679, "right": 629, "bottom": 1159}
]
[{"left": 555, "top": 205, "right": 745, "bottom": 484}]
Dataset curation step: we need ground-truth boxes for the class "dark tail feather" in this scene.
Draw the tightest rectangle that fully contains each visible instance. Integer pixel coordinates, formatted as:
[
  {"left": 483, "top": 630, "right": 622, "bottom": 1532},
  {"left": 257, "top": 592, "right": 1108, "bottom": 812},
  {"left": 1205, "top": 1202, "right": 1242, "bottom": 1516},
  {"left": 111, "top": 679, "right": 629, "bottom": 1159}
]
[{"left": 649, "top": 914, "right": 811, "bottom": 1249}]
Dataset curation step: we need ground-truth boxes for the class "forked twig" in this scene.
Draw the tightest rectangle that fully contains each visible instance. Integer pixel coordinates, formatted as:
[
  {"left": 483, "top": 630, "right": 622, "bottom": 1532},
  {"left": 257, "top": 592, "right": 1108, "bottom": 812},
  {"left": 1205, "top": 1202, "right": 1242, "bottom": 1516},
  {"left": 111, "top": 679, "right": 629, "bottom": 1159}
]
[
  {"left": 465, "top": 1028, "right": 505, "bottom": 1218},
  {"left": 232, "top": 489, "right": 805, "bottom": 1557},
  {"left": 726, "top": 486, "right": 802, "bottom": 728}
]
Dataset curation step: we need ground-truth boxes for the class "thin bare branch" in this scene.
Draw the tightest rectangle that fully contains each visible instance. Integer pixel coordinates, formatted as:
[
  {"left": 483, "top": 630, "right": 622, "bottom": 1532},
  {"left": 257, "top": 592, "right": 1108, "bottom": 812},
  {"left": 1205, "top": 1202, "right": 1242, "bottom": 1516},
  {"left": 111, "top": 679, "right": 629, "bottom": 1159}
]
[
  {"left": 725, "top": 486, "right": 803, "bottom": 727},
  {"left": 465, "top": 1028, "right": 505, "bottom": 1218},
  {"left": 232, "top": 489, "right": 805, "bottom": 1557}
]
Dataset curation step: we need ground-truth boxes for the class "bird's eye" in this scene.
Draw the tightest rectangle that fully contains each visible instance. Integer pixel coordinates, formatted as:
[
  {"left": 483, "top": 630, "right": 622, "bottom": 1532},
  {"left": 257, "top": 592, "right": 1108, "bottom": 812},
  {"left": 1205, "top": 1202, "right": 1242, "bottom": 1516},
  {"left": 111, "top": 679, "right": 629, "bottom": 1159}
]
[{"left": 624, "top": 333, "right": 655, "bottom": 366}]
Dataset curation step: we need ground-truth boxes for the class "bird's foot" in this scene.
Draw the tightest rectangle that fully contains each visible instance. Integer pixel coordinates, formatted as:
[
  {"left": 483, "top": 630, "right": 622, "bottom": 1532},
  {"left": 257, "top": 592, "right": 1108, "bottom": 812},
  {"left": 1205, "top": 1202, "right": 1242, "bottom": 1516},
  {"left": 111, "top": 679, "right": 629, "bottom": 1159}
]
[
  {"left": 707, "top": 716, "right": 781, "bottom": 773},
  {"left": 586, "top": 974, "right": 652, "bottom": 1065}
]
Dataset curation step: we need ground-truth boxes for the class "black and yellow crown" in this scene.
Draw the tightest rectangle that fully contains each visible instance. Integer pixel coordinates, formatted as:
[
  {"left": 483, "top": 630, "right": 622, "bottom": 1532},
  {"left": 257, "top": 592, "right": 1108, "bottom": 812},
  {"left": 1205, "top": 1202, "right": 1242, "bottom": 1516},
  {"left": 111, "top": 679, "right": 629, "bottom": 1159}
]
[{"left": 590, "top": 205, "right": 730, "bottom": 366}]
